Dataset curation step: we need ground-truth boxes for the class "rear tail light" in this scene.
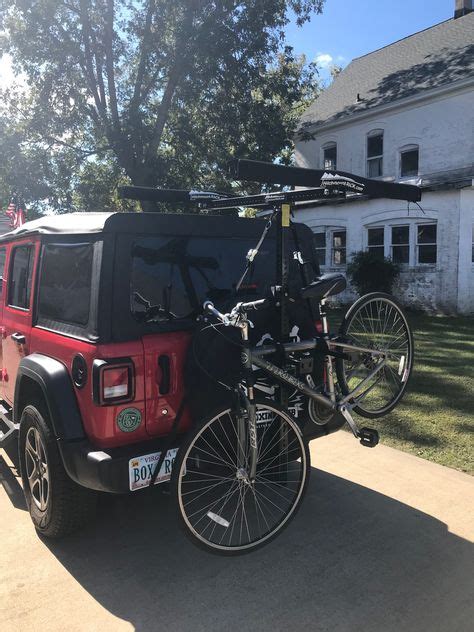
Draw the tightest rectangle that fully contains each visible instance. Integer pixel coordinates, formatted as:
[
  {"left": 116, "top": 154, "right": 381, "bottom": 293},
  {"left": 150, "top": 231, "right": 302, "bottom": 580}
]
[
  {"left": 93, "top": 359, "right": 134, "bottom": 405},
  {"left": 315, "top": 320, "right": 324, "bottom": 334}
]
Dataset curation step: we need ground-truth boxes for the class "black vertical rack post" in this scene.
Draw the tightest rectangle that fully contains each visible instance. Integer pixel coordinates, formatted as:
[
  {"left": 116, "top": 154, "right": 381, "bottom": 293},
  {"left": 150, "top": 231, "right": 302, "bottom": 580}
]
[{"left": 277, "top": 202, "right": 291, "bottom": 414}]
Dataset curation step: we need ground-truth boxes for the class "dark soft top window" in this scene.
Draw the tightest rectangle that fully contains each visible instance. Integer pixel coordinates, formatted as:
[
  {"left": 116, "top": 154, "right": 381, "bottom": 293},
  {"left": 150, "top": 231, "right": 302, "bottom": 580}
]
[
  {"left": 130, "top": 235, "right": 307, "bottom": 323},
  {"left": 9, "top": 245, "right": 34, "bottom": 309},
  {"left": 38, "top": 243, "right": 93, "bottom": 326}
]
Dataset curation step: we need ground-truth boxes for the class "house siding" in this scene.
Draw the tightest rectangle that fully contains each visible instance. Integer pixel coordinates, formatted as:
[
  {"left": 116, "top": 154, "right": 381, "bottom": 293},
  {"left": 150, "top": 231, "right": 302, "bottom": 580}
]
[
  {"left": 296, "top": 87, "right": 473, "bottom": 178},
  {"left": 294, "top": 85, "right": 474, "bottom": 314},
  {"left": 294, "top": 190, "right": 472, "bottom": 314}
]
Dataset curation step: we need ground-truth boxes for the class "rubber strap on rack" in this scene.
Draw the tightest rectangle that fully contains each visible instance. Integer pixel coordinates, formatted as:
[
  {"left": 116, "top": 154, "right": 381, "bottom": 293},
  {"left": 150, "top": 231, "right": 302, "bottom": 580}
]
[
  {"left": 235, "top": 209, "right": 277, "bottom": 292},
  {"left": 148, "top": 396, "right": 187, "bottom": 487}
]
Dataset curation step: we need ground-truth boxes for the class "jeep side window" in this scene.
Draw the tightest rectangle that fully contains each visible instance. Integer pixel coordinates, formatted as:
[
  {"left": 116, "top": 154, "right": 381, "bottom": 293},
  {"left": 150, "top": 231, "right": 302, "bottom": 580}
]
[
  {"left": 0, "top": 247, "right": 6, "bottom": 294},
  {"left": 37, "top": 243, "right": 93, "bottom": 326},
  {"left": 8, "top": 245, "right": 34, "bottom": 309}
]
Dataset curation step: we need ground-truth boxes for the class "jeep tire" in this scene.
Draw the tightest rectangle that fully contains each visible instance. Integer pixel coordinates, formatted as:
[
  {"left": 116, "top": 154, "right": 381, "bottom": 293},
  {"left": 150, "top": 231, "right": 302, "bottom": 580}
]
[{"left": 18, "top": 402, "right": 97, "bottom": 538}]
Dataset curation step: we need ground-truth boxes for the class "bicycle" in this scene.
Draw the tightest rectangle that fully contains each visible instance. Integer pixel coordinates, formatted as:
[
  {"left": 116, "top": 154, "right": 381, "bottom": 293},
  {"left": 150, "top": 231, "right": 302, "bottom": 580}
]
[
  {"left": 122, "top": 159, "right": 420, "bottom": 554},
  {"left": 171, "top": 285, "right": 414, "bottom": 554}
]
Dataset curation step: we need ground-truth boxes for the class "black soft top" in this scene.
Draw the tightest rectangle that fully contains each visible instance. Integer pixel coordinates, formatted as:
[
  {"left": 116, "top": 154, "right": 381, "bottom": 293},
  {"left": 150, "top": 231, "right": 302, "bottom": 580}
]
[{"left": 0, "top": 211, "right": 299, "bottom": 243}]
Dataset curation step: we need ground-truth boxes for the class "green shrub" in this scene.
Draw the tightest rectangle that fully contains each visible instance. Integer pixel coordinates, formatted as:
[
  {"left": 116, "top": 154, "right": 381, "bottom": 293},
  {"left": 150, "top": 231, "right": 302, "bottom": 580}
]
[{"left": 347, "top": 250, "right": 400, "bottom": 296}]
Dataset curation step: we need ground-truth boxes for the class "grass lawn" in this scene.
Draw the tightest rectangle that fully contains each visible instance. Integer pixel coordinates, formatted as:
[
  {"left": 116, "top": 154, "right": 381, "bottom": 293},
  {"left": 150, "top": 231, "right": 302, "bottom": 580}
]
[{"left": 327, "top": 308, "right": 474, "bottom": 475}]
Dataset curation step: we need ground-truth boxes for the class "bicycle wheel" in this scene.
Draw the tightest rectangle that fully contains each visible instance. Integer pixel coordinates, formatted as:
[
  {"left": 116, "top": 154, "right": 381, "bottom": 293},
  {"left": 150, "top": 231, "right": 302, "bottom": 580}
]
[
  {"left": 171, "top": 400, "right": 310, "bottom": 555},
  {"left": 335, "top": 292, "right": 414, "bottom": 418}
]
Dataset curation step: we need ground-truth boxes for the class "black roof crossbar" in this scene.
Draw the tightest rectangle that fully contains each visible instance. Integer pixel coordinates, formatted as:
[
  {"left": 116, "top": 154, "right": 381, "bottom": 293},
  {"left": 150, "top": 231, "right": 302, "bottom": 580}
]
[{"left": 229, "top": 159, "right": 422, "bottom": 202}]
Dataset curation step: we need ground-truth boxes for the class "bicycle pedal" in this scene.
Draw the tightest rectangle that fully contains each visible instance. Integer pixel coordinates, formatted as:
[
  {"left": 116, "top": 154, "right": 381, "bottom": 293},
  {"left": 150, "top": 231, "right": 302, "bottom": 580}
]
[{"left": 358, "top": 427, "right": 379, "bottom": 448}]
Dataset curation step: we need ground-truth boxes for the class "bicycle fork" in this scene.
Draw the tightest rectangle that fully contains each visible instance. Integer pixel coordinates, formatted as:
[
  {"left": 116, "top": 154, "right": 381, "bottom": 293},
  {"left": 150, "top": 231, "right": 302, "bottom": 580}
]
[{"left": 239, "top": 321, "right": 258, "bottom": 482}]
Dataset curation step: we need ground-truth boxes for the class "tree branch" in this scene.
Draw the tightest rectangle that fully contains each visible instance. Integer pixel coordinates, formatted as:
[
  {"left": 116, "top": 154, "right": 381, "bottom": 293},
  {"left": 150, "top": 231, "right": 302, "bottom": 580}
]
[
  {"left": 145, "top": 4, "right": 197, "bottom": 164},
  {"left": 104, "top": 0, "right": 120, "bottom": 132},
  {"left": 129, "top": 0, "right": 155, "bottom": 118},
  {"left": 78, "top": 0, "right": 108, "bottom": 124}
]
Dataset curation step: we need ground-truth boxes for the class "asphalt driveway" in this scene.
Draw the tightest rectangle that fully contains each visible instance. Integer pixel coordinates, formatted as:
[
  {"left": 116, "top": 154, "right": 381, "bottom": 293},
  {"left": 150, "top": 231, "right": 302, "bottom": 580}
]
[{"left": 1, "top": 432, "right": 473, "bottom": 632}]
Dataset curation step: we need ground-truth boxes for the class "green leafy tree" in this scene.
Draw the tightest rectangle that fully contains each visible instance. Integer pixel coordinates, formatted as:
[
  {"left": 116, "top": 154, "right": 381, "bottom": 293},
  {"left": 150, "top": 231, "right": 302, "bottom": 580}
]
[{"left": 0, "top": 1, "right": 324, "bottom": 211}]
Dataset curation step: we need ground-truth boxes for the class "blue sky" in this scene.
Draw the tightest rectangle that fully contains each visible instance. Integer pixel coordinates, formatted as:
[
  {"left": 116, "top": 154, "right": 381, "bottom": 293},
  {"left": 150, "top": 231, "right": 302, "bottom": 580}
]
[{"left": 286, "top": 0, "right": 454, "bottom": 79}]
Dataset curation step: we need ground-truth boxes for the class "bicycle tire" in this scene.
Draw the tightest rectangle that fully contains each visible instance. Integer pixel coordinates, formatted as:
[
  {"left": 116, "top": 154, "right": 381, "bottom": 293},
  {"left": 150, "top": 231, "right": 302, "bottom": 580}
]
[
  {"left": 335, "top": 292, "right": 414, "bottom": 418},
  {"left": 171, "top": 399, "right": 310, "bottom": 555}
]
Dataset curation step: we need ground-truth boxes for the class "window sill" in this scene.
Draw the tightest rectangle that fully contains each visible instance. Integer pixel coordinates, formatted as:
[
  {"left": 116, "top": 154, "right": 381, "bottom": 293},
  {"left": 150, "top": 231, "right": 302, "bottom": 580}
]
[{"left": 399, "top": 265, "right": 437, "bottom": 273}]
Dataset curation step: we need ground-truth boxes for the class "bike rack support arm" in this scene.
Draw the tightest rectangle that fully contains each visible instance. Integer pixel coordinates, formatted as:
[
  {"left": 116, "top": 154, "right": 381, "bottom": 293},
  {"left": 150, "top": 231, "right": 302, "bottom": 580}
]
[{"left": 229, "top": 159, "right": 422, "bottom": 202}]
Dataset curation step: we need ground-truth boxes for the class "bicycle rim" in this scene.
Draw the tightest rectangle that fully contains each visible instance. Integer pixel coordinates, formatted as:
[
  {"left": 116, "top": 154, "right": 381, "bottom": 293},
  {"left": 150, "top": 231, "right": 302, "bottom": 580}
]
[
  {"left": 175, "top": 403, "right": 309, "bottom": 553},
  {"left": 338, "top": 295, "right": 413, "bottom": 417}
]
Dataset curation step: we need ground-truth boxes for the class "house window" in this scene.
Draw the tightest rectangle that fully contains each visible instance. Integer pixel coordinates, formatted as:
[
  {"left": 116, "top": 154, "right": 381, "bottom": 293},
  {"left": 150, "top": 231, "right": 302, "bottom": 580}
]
[
  {"left": 367, "top": 130, "right": 383, "bottom": 177},
  {"left": 323, "top": 143, "right": 337, "bottom": 171},
  {"left": 391, "top": 226, "right": 409, "bottom": 264},
  {"left": 367, "top": 227, "right": 384, "bottom": 260},
  {"left": 400, "top": 146, "right": 419, "bottom": 177},
  {"left": 417, "top": 224, "right": 437, "bottom": 264},
  {"left": 313, "top": 231, "right": 326, "bottom": 267},
  {"left": 332, "top": 230, "right": 346, "bottom": 266}
]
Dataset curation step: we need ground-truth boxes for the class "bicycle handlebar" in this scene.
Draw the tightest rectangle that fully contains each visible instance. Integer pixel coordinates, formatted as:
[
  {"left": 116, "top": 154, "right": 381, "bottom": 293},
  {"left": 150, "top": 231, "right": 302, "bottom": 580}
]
[
  {"left": 203, "top": 297, "right": 271, "bottom": 326},
  {"left": 237, "top": 298, "right": 271, "bottom": 312},
  {"left": 203, "top": 301, "right": 230, "bottom": 325}
]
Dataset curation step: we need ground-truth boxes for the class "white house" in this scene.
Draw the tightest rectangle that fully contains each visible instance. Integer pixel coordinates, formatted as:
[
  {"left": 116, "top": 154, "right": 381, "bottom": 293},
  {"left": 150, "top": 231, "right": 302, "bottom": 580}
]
[{"left": 295, "top": 1, "right": 474, "bottom": 314}]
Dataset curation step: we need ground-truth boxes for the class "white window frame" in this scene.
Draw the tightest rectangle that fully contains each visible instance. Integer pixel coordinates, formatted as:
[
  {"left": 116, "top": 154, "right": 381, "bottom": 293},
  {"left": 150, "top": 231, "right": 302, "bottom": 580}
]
[
  {"left": 366, "top": 226, "right": 385, "bottom": 259},
  {"left": 366, "top": 129, "right": 384, "bottom": 178},
  {"left": 399, "top": 144, "right": 419, "bottom": 178},
  {"left": 313, "top": 229, "right": 327, "bottom": 268},
  {"left": 364, "top": 220, "right": 438, "bottom": 268},
  {"left": 416, "top": 222, "right": 437, "bottom": 266},
  {"left": 312, "top": 225, "right": 347, "bottom": 269},
  {"left": 322, "top": 142, "right": 337, "bottom": 171},
  {"left": 390, "top": 224, "right": 410, "bottom": 266},
  {"left": 331, "top": 228, "right": 347, "bottom": 267},
  {"left": 472, "top": 225, "right": 474, "bottom": 265}
]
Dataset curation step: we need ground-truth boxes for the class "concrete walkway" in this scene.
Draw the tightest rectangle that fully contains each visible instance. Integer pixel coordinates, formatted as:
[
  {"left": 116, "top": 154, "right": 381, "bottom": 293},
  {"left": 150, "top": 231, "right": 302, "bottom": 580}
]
[{"left": 1, "top": 432, "right": 473, "bottom": 632}]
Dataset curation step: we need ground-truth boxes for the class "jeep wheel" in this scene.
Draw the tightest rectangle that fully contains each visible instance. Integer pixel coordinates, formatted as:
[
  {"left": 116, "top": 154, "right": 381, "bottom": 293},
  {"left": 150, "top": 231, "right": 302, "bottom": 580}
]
[{"left": 19, "top": 403, "right": 97, "bottom": 538}]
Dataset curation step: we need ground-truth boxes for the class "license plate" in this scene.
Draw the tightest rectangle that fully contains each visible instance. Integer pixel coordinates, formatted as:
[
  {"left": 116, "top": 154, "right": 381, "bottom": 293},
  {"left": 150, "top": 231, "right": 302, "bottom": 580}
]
[{"left": 128, "top": 448, "right": 179, "bottom": 491}]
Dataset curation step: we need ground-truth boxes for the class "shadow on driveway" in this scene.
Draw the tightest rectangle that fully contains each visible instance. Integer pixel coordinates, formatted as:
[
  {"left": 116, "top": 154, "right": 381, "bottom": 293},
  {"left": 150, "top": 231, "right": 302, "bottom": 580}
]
[{"left": 27, "top": 467, "right": 473, "bottom": 632}]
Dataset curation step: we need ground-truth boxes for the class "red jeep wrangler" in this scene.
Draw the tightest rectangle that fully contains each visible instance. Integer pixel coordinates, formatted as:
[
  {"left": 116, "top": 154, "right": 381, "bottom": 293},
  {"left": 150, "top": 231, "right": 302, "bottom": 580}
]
[{"left": 0, "top": 210, "right": 324, "bottom": 538}]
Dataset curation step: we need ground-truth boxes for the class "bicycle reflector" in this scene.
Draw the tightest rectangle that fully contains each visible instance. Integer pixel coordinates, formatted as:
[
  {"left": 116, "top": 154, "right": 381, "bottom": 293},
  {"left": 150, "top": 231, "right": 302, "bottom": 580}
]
[{"left": 93, "top": 360, "right": 135, "bottom": 405}]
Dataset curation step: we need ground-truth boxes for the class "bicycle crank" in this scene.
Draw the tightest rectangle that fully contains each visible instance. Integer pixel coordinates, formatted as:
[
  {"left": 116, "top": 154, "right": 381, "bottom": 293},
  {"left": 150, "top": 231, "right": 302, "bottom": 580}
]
[{"left": 338, "top": 405, "right": 379, "bottom": 448}]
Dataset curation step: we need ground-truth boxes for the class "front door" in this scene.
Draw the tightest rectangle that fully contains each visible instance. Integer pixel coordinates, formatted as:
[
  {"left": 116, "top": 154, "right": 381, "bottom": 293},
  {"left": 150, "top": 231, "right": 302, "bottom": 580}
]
[{"left": 2, "top": 241, "right": 37, "bottom": 404}]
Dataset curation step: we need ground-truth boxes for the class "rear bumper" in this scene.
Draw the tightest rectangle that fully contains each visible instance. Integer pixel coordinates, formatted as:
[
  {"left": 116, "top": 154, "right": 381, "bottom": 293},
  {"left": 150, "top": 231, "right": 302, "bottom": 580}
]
[{"left": 58, "top": 436, "right": 181, "bottom": 494}]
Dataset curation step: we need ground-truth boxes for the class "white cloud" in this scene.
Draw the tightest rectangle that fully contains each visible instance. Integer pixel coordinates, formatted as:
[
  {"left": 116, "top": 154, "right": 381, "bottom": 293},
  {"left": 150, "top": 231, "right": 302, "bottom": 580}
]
[{"left": 314, "top": 53, "right": 333, "bottom": 69}]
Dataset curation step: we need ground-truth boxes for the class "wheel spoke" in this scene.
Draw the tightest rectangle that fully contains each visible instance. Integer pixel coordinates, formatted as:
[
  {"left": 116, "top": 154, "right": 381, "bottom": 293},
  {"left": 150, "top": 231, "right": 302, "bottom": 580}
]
[
  {"left": 339, "top": 297, "right": 412, "bottom": 415},
  {"left": 177, "top": 405, "right": 307, "bottom": 552}
]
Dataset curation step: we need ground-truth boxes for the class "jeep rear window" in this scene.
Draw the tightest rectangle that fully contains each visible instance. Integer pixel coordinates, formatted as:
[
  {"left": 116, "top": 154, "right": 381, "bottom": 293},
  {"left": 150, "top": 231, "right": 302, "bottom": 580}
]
[
  {"left": 130, "top": 235, "right": 303, "bottom": 323},
  {"left": 38, "top": 243, "right": 93, "bottom": 326}
]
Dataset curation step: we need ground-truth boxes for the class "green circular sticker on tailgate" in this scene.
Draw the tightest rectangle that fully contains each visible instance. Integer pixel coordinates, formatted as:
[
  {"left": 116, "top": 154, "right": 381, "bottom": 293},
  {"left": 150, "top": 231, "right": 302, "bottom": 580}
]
[{"left": 117, "top": 408, "right": 142, "bottom": 432}]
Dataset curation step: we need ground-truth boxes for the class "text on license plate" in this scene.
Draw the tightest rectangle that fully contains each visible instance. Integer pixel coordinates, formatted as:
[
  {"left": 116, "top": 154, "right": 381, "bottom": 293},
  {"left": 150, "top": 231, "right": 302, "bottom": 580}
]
[{"left": 129, "top": 448, "right": 179, "bottom": 491}]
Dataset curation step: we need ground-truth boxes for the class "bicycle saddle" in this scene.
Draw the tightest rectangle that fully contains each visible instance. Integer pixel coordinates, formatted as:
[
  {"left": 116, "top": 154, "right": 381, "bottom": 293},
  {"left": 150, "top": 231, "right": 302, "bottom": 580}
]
[{"left": 300, "top": 273, "right": 346, "bottom": 300}]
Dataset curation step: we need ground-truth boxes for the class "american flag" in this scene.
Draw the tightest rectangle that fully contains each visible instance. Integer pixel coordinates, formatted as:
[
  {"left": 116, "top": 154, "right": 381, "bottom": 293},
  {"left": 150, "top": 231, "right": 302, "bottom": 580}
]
[{"left": 5, "top": 196, "right": 26, "bottom": 229}]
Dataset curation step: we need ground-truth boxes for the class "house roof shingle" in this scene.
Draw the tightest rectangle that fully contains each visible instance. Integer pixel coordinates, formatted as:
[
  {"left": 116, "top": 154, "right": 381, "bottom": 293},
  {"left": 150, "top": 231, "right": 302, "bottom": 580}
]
[{"left": 300, "top": 13, "right": 474, "bottom": 131}]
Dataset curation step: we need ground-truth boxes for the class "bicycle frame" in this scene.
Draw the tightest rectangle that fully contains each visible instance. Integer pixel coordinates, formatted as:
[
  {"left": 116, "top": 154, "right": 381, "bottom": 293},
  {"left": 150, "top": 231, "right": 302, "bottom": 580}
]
[{"left": 237, "top": 308, "right": 387, "bottom": 481}]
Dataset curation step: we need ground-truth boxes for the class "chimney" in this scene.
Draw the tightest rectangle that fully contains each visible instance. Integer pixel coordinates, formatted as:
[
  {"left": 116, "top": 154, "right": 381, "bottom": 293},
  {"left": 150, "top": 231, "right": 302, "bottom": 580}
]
[{"left": 454, "top": 0, "right": 473, "bottom": 18}]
